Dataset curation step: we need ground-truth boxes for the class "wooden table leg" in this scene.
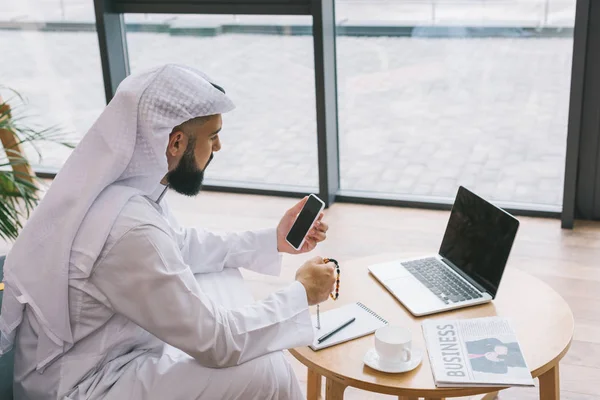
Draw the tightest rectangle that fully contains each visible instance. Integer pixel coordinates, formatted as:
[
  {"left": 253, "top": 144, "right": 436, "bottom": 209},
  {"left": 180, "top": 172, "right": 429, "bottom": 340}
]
[
  {"left": 400, "top": 392, "right": 498, "bottom": 400},
  {"left": 539, "top": 364, "right": 560, "bottom": 400},
  {"left": 307, "top": 368, "right": 322, "bottom": 400},
  {"left": 325, "top": 378, "right": 346, "bottom": 400},
  {"left": 481, "top": 393, "right": 499, "bottom": 400}
]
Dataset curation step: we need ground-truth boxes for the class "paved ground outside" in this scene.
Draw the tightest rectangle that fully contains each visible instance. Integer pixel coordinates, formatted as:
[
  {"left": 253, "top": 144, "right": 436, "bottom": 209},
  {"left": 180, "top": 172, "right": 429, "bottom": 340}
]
[
  {"left": 0, "top": 0, "right": 575, "bottom": 208},
  {"left": 2, "top": 0, "right": 576, "bottom": 27}
]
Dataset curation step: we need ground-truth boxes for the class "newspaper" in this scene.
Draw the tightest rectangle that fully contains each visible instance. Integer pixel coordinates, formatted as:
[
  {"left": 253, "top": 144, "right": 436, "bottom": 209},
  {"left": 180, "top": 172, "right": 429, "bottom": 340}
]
[{"left": 422, "top": 317, "right": 535, "bottom": 387}]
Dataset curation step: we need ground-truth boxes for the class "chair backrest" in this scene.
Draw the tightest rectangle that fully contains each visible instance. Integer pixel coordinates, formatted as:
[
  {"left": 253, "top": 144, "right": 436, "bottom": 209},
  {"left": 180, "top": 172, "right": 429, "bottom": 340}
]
[{"left": 0, "top": 254, "right": 14, "bottom": 399}]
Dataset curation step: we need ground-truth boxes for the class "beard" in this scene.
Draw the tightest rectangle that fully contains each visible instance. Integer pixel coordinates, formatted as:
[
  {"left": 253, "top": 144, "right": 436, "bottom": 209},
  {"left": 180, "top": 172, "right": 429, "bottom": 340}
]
[{"left": 166, "top": 151, "right": 213, "bottom": 197}]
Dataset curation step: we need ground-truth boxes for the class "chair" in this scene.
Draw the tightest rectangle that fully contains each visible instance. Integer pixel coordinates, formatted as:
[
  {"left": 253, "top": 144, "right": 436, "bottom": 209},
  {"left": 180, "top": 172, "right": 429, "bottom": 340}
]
[{"left": 0, "top": 255, "right": 14, "bottom": 399}]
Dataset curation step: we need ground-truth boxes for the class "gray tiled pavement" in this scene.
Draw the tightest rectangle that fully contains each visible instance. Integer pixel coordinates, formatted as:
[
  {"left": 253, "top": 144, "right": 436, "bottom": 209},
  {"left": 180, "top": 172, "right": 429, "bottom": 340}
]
[
  {"left": 2, "top": 0, "right": 577, "bottom": 28},
  {"left": 0, "top": 2, "right": 574, "bottom": 207}
]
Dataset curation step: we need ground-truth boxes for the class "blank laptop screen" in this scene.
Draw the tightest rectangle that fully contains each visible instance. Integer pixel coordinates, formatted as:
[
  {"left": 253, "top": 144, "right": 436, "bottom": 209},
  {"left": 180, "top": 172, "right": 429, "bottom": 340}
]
[{"left": 439, "top": 186, "right": 519, "bottom": 297}]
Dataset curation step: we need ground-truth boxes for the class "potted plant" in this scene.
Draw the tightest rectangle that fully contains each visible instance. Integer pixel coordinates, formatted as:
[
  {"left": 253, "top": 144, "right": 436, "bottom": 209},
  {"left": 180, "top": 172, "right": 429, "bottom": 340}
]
[
  {"left": 0, "top": 88, "right": 74, "bottom": 243},
  {"left": 0, "top": 87, "right": 74, "bottom": 399}
]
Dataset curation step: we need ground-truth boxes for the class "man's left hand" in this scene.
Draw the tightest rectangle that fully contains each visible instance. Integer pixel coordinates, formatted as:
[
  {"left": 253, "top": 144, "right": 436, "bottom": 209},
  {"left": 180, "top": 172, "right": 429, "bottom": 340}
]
[{"left": 277, "top": 197, "right": 329, "bottom": 254}]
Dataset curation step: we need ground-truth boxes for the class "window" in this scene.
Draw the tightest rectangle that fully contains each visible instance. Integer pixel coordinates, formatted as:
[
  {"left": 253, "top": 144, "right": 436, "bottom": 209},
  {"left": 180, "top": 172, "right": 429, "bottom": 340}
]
[
  {"left": 0, "top": 0, "right": 105, "bottom": 171},
  {"left": 336, "top": 0, "right": 575, "bottom": 209},
  {"left": 126, "top": 14, "right": 319, "bottom": 191}
]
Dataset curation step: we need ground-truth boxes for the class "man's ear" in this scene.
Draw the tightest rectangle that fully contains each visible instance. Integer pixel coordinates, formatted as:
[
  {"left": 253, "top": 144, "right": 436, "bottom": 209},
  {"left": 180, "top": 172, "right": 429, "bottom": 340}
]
[{"left": 167, "top": 130, "right": 186, "bottom": 157}]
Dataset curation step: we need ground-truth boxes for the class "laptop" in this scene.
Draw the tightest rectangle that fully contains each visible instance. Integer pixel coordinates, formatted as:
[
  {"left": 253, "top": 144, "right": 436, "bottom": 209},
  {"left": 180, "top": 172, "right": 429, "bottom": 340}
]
[{"left": 368, "top": 186, "right": 519, "bottom": 317}]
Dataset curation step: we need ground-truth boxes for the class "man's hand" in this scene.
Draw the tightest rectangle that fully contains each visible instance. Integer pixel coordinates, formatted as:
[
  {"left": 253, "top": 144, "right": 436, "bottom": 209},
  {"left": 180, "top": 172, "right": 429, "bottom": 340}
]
[
  {"left": 277, "top": 197, "right": 329, "bottom": 254},
  {"left": 295, "top": 257, "right": 336, "bottom": 306}
]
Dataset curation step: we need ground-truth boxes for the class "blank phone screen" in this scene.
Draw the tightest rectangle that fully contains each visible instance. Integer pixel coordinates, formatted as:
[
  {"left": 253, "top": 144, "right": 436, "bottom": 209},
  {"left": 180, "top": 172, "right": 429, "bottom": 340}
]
[{"left": 286, "top": 196, "right": 323, "bottom": 248}]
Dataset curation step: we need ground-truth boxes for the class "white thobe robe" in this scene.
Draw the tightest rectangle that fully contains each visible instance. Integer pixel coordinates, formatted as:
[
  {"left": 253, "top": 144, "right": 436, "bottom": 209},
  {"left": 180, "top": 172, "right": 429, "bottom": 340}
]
[{"left": 13, "top": 190, "right": 314, "bottom": 399}]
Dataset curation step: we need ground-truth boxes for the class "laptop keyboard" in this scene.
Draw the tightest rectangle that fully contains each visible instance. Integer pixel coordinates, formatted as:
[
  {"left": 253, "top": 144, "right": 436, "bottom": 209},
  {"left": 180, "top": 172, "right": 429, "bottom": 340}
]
[{"left": 402, "top": 258, "right": 483, "bottom": 304}]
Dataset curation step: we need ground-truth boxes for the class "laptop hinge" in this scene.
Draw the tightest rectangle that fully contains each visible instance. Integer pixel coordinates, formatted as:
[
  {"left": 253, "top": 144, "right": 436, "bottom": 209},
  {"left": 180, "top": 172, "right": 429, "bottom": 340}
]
[{"left": 440, "top": 258, "right": 488, "bottom": 294}]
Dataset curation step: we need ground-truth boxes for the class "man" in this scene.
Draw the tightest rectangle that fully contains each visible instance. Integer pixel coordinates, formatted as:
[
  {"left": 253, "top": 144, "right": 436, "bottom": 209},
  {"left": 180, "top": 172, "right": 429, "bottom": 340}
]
[{"left": 0, "top": 64, "right": 336, "bottom": 399}]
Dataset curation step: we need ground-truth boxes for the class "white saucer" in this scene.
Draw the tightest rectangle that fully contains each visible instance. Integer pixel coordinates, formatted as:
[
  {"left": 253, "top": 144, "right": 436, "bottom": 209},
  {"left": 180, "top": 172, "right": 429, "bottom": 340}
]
[{"left": 363, "top": 348, "right": 423, "bottom": 373}]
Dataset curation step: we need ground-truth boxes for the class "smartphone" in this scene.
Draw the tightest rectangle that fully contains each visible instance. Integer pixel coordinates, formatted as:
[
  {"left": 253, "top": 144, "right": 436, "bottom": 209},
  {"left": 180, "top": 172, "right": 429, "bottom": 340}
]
[{"left": 285, "top": 194, "right": 326, "bottom": 251}]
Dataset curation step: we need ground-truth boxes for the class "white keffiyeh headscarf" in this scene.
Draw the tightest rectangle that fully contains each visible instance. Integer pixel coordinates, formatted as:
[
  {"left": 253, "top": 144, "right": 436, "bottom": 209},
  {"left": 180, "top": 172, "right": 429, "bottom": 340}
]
[{"left": 0, "top": 64, "right": 235, "bottom": 370}]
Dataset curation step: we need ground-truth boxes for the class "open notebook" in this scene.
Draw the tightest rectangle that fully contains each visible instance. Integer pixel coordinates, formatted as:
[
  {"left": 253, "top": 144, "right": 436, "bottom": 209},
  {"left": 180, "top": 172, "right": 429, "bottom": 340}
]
[{"left": 310, "top": 302, "right": 388, "bottom": 351}]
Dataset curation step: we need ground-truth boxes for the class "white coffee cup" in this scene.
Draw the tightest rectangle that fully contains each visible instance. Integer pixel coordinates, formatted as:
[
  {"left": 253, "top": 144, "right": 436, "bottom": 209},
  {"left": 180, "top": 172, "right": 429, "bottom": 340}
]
[{"left": 374, "top": 325, "right": 412, "bottom": 365}]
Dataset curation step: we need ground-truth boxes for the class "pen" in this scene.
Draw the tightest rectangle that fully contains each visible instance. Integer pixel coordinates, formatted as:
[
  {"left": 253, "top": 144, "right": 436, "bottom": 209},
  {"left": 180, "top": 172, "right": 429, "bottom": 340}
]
[{"left": 317, "top": 317, "right": 356, "bottom": 344}]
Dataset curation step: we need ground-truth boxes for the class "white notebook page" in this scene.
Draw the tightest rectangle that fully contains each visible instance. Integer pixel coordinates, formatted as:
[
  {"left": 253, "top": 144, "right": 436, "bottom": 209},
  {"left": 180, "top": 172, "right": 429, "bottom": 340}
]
[{"left": 310, "top": 302, "right": 388, "bottom": 350}]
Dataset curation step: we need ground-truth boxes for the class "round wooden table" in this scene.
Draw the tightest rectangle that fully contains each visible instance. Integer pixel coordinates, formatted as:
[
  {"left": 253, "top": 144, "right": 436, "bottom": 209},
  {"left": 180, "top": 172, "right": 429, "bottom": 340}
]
[{"left": 289, "top": 254, "right": 574, "bottom": 400}]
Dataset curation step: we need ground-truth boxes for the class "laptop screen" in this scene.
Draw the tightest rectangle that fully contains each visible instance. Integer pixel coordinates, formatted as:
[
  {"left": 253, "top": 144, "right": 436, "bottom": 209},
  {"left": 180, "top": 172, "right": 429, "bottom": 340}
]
[{"left": 439, "top": 186, "right": 519, "bottom": 297}]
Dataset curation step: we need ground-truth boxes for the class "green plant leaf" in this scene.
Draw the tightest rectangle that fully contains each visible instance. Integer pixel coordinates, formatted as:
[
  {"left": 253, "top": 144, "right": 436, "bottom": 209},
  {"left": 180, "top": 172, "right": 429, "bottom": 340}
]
[{"left": 0, "top": 85, "right": 73, "bottom": 241}]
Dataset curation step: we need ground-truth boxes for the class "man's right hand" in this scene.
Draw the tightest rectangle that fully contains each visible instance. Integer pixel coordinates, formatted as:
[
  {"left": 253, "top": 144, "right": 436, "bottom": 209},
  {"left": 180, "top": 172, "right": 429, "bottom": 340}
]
[{"left": 295, "top": 256, "right": 337, "bottom": 306}]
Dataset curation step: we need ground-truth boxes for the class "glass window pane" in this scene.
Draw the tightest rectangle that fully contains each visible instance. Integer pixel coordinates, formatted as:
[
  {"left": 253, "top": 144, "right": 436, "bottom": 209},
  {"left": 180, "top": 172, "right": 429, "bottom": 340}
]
[
  {"left": 336, "top": 1, "right": 575, "bottom": 209},
  {"left": 0, "top": 1, "right": 105, "bottom": 171},
  {"left": 125, "top": 14, "right": 319, "bottom": 191}
]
